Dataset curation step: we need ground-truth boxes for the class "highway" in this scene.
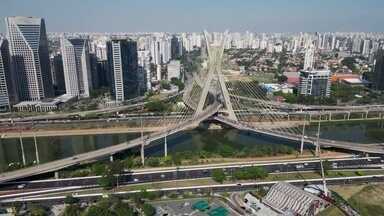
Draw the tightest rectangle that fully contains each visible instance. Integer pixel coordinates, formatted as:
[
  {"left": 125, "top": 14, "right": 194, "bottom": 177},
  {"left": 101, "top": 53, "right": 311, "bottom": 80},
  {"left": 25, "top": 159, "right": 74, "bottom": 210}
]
[
  {"left": 0, "top": 156, "right": 382, "bottom": 195},
  {"left": 2, "top": 174, "right": 384, "bottom": 205},
  {"left": 231, "top": 94, "right": 384, "bottom": 112}
]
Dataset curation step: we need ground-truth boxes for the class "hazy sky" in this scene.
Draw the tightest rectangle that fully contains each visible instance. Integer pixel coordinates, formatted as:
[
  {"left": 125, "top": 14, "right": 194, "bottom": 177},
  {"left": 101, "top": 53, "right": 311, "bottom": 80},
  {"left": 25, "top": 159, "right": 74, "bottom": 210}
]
[{"left": 1, "top": 0, "right": 384, "bottom": 33}]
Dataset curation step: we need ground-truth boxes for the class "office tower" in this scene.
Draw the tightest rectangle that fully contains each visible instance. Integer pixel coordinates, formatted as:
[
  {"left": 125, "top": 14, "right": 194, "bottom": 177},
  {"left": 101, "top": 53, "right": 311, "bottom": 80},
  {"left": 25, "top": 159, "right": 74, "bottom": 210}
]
[
  {"left": 303, "top": 43, "right": 315, "bottom": 70},
  {"left": 171, "top": 35, "right": 181, "bottom": 60},
  {"left": 61, "top": 38, "right": 92, "bottom": 98},
  {"left": 89, "top": 53, "right": 100, "bottom": 89},
  {"left": 0, "top": 38, "right": 13, "bottom": 110},
  {"left": 167, "top": 60, "right": 181, "bottom": 81},
  {"left": 299, "top": 70, "right": 331, "bottom": 97},
  {"left": 50, "top": 54, "right": 66, "bottom": 96},
  {"left": 5, "top": 16, "right": 54, "bottom": 101},
  {"left": 96, "top": 60, "right": 110, "bottom": 87},
  {"left": 107, "top": 39, "right": 138, "bottom": 102},
  {"left": 138, "top": 50, "right": 151, "bottom": 92},
  {"left": 373, "top": 48, "right": 384, "bottom": 90}
]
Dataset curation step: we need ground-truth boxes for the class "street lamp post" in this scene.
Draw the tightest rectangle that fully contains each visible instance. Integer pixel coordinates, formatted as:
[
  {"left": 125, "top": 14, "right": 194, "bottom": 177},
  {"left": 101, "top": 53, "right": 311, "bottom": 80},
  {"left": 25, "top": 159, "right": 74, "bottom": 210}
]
[
  {"left": 33, "top": 130, "right": 40, "bottom": 165},
  {"left": 164, "top": 132, "right": 168, "bottom": 158},
  {"left": 140, "top": 111, "right": 145, "bottom": 166},
  {"left": 19, "top": 131, "right": 26, "bottom": 166},
  {"left": 300, "top": 114, "right": 307, "bottom": 155}
]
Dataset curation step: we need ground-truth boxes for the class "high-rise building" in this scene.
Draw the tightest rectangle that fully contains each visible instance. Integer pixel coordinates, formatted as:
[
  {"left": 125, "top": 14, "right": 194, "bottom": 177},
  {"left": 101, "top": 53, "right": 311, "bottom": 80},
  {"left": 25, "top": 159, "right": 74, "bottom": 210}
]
[
  {"left": 89, "top": 53, "right": 100, "bottom": 89},
  {"left": 352, "top": 38, "right": 362, "bottom": 53},
  {"left": 50, "top": 54, "right": 66, "bottom": 96},
  {"left": 107, "top": 39, "right": 138, "bottom": 102},
  {"left": 303, "top": 43, "right": 315, "bottom": 70},
  {"left": 362, "top": 39, "right": 371, "bottom": 57},
  {"left": 96, "top": 60, "right": 110, "bottom": 88},
  {"left": 167, "top": 60, "right": 181, "bottom": 81},
  {"left": 138, "top": 50, "right": 151, "bottom": 92},
  {"left": 5, "top": 16, "right": 54, "bottom": 101},
  {"left": 299, "top": 70, "right": 331, "bottom": 97},
  {"left": 0, "top": 38, "right": 13, "bottom": 110},
  {"left": 61, "top": 38, "right": 92, "bottom": 98},
  {"left": 373, "top": 48, "right": 384, "bottom": 91},
  {"left": 171, "top": 35, "right": 181, "bottom": 60}
]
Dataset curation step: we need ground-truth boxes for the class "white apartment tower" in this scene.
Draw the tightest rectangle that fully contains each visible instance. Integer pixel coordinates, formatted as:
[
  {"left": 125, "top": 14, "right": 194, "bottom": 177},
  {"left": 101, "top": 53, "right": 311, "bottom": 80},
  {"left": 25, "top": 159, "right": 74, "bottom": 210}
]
[
  {"left": 61, "top": 38, "right": 92, "bottom": 98},
  {"left": 299, "top": 70, "right": 331, "bottom": 97},
  {"left": 5, "top": 16, "right": 54, "bottom": 101},
  {"left": 304, "top": 43, "right": 315, "bottom": 70}
]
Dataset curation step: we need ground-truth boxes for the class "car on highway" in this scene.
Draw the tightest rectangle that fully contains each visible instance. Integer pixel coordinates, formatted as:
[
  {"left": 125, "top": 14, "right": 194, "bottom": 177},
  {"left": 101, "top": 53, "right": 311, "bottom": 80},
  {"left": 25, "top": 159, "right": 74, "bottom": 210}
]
[{"left": 17, "top": 184, "right": 26, "bottom": 189}]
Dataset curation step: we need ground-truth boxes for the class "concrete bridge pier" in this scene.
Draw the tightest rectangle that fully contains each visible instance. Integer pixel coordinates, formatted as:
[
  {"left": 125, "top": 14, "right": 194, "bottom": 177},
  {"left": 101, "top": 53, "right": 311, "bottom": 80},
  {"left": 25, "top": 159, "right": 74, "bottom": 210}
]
[
  {"left": 347, "top": 112, "right": 351, "bottom": 120},
  {"left": 328, "top": 112, "right": 332, "bottom": 121},
  {"left": 315, "top": 143, "right": 320, "bottom": 157},
  {"left": 141, "top": 141, "right": 145, "bottom": 166},
  {"left": 300, "top": 121, "right": 306, "bottom": 155}
]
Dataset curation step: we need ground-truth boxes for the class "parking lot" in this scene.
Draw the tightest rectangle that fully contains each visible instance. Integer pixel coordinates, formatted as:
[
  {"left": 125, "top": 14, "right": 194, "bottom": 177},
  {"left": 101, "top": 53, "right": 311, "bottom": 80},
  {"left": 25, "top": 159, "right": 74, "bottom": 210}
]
[{"left": 152, "top": 198, "right": 233, "bottom": 216}]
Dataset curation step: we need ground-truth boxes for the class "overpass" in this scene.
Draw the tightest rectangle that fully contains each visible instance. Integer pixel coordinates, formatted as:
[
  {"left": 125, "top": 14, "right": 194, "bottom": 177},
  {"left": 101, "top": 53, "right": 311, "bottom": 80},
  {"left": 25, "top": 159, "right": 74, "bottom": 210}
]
[{"left": 214, "top": 116, "right": 384, "bottom": 154}]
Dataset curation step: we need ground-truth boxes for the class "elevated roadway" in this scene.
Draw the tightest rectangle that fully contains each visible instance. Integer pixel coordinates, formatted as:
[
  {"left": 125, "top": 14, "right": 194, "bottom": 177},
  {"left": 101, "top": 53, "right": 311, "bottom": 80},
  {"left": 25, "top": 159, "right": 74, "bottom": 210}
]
[{"left": 214, "top": 116, "right": 384, "bottom": 154}]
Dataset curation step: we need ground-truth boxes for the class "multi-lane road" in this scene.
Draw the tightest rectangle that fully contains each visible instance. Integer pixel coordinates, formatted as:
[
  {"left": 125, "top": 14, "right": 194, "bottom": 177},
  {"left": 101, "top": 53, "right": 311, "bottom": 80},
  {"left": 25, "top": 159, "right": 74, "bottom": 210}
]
[{"left": 1, "top": 156, "right": 382, "bottom": 194}]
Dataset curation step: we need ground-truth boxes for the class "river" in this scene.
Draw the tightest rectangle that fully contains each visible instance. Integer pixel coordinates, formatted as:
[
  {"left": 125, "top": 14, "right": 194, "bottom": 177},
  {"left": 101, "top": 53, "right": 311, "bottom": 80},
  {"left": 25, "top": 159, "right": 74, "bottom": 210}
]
[{"left": 0, "top": 120, "right": 383, "bottom": 173}]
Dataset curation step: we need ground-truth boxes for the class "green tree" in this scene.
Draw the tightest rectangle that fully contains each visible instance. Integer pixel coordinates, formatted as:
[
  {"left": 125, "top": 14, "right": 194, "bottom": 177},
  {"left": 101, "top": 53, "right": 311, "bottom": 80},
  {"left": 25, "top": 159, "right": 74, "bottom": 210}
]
[
  {"left": 233, "top": 167, "right": 268, "bottom": 180},
  {"left": 171, "top": 153, "right": 182, "bottom": 165},
  {"left": 341, "top": 57, "right": 358, "bottom": 73},
  {"left": 211, "top": 169, "right": 226, "bottom": 183},
  {"left": 160, "top": 80, "right": 171, "bottom": 90},
  {"left": 64, "top": 195, "right": 79, "bottom": 205},
  {"left": 142, "top": 203, "right": 156, "bottom": 216},
  {"left": 144, "top": 98, "right": 169, "bottom": 112},
  {"left": 322, "top": 160, "right": 332, "bottom": 176},
  {"left": 124, "top": 157, "right": 135, "bottom": 169},
  {"left": 82, "top": 206, "right": 114, "bottom": 216},
  {"left": 147, "top": 157, "right": 161, "bottom": 167},
  {"left": 114, "top": 202, "right": 135, "bottom": 216},
  {"left": 109, "top": 160, "right": 124, "bottom": 175},
  {"left": 29, "top": 205, "right": 48, "bottom": 216},
  {"left": 62, "top": 205, "right": 82, "bottom": 216},
  {"left": 91, "top": 163, "right": 107, "bottom": 176},
  {"left": 170, "top": 77, "right": 185, "bottom": 91},
  {"left": 97, "top": 173, "right": 116, "bottom": 190}
]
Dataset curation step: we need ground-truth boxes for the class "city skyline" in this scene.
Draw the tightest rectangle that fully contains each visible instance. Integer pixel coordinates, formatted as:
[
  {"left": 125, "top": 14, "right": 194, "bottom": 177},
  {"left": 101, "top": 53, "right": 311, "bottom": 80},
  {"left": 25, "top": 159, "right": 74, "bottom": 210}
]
[{"left": 1, "top": 0, "right": 384, "bottom": 33}]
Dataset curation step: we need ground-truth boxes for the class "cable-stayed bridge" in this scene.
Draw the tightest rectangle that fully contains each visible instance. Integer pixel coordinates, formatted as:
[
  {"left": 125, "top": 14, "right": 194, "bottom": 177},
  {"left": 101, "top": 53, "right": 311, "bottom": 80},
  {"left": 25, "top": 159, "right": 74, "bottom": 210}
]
[{"left": 1, "top": 31, "right": 384, "bottom": 183}]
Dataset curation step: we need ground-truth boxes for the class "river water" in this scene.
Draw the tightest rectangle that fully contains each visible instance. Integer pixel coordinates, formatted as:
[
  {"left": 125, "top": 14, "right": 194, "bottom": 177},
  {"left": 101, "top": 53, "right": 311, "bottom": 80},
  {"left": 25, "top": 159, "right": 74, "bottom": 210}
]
[{"left": 0, "top": 120, "right": 383, "bottom": 173}]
